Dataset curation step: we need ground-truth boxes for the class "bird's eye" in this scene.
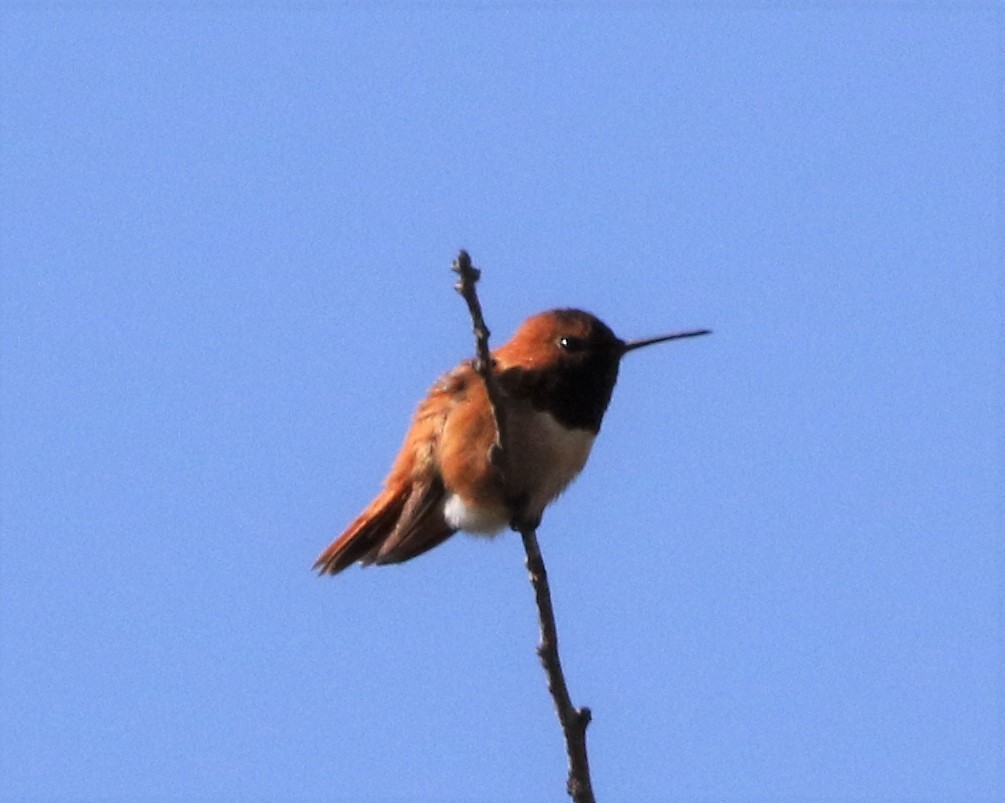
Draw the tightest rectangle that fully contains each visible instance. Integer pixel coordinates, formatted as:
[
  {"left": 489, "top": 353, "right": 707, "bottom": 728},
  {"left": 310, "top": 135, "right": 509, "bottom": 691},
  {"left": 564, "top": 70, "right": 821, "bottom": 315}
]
[{"left": 558, "top": 336, "right": 587, "bottom": 352}]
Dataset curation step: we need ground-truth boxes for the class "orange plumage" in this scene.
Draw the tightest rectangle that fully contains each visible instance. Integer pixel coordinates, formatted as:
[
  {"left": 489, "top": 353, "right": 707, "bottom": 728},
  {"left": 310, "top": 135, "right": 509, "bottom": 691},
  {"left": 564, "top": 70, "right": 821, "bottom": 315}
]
[{"left": 314, "top": 309, "right": 709, "bottom": 575}]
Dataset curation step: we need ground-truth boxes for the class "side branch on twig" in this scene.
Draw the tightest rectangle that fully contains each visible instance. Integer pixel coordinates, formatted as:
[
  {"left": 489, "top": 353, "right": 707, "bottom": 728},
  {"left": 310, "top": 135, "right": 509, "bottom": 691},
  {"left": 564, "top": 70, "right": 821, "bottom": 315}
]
[{"left": 451, "top": 249, "right": 595, "bottom": 803}]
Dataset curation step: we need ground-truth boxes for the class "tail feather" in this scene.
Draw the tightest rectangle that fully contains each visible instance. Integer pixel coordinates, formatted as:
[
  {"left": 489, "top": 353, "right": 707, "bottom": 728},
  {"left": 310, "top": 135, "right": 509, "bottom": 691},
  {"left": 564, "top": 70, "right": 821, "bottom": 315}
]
[
  {"left": 313, "top": 488, "right": 407, "bottom": 575},
  {"left": 314, "top": 476, "right": 456, "bottom": 576}
]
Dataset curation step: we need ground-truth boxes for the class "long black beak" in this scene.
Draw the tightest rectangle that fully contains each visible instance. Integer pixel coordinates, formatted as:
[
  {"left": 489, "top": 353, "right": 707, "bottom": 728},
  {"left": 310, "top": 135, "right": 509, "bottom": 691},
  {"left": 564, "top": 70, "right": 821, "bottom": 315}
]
[{"left": 621, "top": 328, "right": 712, "bottom": 354}]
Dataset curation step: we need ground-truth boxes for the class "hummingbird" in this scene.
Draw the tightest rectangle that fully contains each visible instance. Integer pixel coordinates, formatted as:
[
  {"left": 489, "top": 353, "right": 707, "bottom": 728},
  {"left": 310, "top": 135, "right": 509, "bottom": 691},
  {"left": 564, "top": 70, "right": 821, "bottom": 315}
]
[{"left": 314, "top": 308, "right": 709, "bottom": 575}]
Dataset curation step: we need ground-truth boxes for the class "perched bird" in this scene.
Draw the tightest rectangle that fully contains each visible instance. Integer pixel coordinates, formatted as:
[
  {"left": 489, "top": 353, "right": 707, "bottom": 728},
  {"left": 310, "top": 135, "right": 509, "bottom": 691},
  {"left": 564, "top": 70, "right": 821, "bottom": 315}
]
[{"left": 314, "top": 308, "right": 709, "bottom": 575}]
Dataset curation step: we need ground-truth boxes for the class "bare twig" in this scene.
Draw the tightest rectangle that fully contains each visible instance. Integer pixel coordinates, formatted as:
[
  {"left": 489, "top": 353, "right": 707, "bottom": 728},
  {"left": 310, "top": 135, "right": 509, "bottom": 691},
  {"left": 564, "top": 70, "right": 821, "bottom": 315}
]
[
  {"left": 519, "top": 526, "right": 595, "bottom": 803},
  {"left": 451, "top": 249, "right": 595, "bottom": 803},
  {"left": 451, "top": 250, "right": 509, "bottom": 474}
]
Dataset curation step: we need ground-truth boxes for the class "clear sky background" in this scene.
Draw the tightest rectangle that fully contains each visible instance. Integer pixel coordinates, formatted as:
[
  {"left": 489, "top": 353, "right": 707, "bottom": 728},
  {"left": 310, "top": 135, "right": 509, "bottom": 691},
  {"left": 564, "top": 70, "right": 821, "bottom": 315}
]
[{"left": 1, "top": 4, "right": 1001, "bottom": 802}]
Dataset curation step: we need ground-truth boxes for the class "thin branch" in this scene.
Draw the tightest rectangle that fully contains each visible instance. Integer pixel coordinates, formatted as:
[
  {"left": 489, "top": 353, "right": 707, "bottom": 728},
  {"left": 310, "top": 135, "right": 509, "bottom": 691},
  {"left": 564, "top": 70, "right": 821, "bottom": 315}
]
[
  {"left": 451, "top": 249, "right": 595, "bottom": 803},
  {"left": 452, "top": 250, "right": 509, "bottom": 475},
  {"left": 519, "top": 526, "right": 595, "bottom": 803}
]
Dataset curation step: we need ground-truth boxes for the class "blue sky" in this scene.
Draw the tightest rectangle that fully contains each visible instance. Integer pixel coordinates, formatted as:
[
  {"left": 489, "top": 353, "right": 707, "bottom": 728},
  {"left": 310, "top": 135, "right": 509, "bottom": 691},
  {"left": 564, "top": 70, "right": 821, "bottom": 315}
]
[{"left": 1, "top": 5, "right": 1001, "bottom": 802}]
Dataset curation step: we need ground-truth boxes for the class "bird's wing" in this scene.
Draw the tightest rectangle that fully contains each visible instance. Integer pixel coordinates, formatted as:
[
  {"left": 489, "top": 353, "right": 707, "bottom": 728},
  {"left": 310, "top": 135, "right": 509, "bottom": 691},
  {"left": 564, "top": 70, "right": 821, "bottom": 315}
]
[
  {"left": 313, "top": 365, "right": 472, "bottom": 576},
  {"left": 370, "top": 473, "right": 454, "bottom": 565}
]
